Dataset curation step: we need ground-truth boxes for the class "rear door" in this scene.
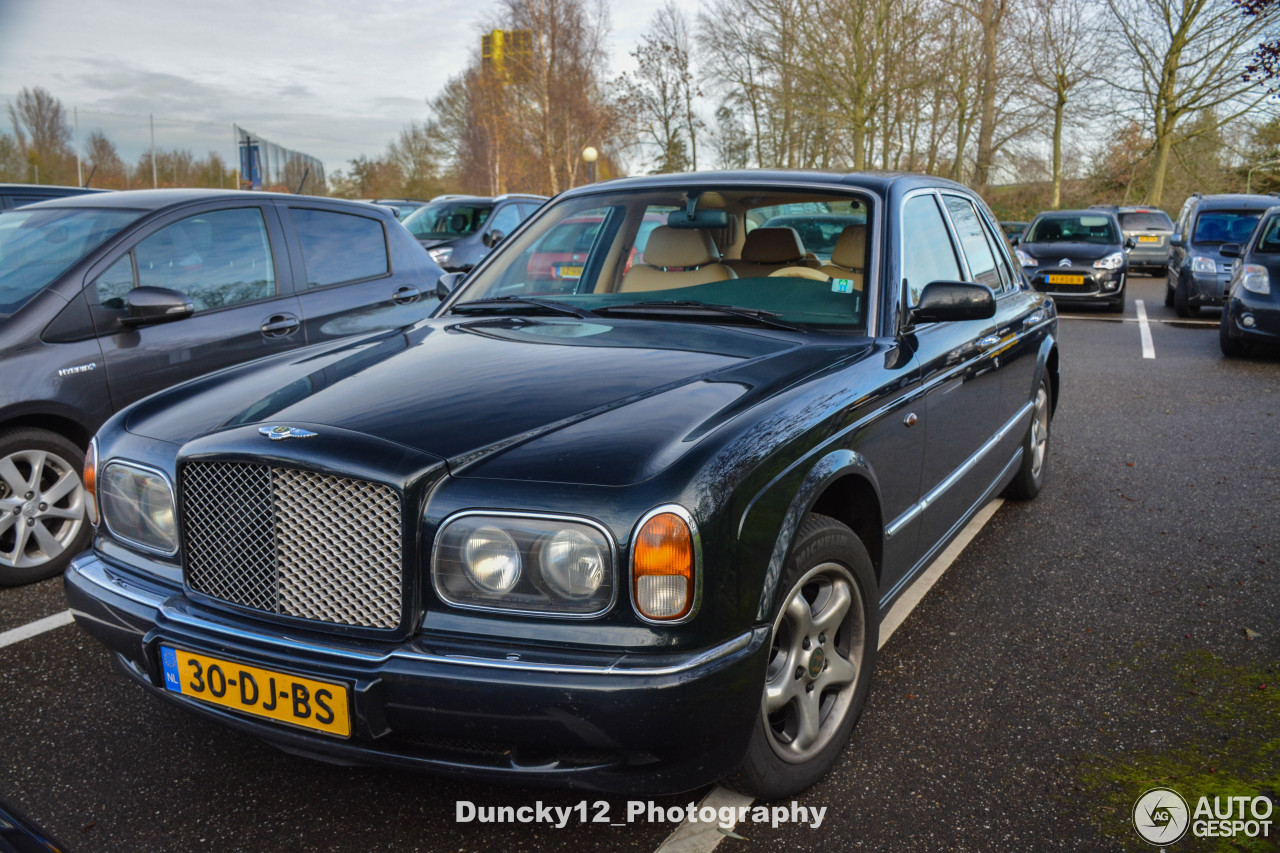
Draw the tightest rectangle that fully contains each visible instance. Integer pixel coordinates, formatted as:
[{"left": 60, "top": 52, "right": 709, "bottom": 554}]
[
  {"left": 88, "top": 202, "right": 304, "bottom": 410},
  {"left": 283, "top": 203, "right": 438, "bottom": 345}
]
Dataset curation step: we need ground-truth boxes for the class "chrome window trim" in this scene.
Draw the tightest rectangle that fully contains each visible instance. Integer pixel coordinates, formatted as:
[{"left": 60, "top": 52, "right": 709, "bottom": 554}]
[
  {"left": 629, "top": 503, "right": 703, "bottom": 626},
  {"left": 99, "top": 459, "right": 179, "bottom": 557},
  {"left": 898, "top": 188, "right": 966, "bottom": 315},
  {"left": 430, "top": 509, "right": 619, "bottom": 620}
]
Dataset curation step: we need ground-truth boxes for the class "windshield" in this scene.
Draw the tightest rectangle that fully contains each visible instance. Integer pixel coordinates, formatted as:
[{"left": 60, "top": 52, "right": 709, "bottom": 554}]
[
  {"left": 1025, "top": 214, "right": 1119, "bottom": 245},
  {"left": 447, "top": 187, "right": 873, "bottom": 329},
  {"left": 1193, "top": 210, "right": 1262, "bottom": 245},
  {"left": 401, "top": 201, "right": 493, "bottom": 239},
  {"left": 0, "top": 206, "right": 142, "bottom": 314},
  {"left": 1119, "top": 211, "right": 1173, "bottom": 231}
]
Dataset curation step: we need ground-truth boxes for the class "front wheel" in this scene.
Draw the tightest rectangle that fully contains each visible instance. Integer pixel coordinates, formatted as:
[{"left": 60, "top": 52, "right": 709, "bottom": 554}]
[
  {"left": 0, "top": 428, "right": 90, "bottom": 587},
  {"left": 1174, "top": 278, "right": 1200, "bottom": 318},
  {"left": 1219, "top": 314, "right": 1250, "bottom": 358},
  {"left": 1004, "top": 377, "right": 1052, "bottom": 501},
  {"left": 728, "top": 514, "right": 878, "bottom": 799}
]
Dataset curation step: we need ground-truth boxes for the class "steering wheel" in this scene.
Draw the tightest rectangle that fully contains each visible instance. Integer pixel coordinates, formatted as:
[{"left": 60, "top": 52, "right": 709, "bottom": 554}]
[{"left": 769, "top": 266, "right": 829, "bottom": 282}]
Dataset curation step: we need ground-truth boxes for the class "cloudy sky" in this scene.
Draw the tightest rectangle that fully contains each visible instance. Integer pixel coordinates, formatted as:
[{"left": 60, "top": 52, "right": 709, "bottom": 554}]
[{"left": 0, "top": 0, "right": 700, "bottom": 176}]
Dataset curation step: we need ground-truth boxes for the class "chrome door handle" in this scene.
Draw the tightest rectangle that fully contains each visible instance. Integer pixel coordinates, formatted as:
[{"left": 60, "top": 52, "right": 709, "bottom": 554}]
[
  {"left": 977, "top": 334, "right": 1002, "bottom": 349},
  {"left": 1026, "top": 312, "right": 1044, "bottom": 325},
  {"left": 392, "top": 286, "right": 421, "bottom": 305}
]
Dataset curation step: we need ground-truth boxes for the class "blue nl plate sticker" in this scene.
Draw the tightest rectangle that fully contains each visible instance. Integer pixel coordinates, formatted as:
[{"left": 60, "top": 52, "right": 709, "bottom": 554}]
[{"left": 161, "top": 646, "right": 182, "bottom": 693}]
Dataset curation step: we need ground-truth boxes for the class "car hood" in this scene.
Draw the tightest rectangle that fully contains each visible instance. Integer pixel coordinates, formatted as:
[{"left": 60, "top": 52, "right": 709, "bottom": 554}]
[
  {"left": 124, "top": 317, "right": 855, "bottom": 485},
  {"left": 1021, "top": 242, "right": 1120, "bottom": 263}
]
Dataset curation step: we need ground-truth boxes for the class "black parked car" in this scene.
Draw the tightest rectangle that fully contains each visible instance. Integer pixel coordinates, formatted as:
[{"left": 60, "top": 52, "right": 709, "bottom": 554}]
[
  {"left": 400, "top": 193, "right": 546, "bottom": 271},
  {"left": 67, "top": 171, "right": 1059, "bottom": 798},
  {"left": 1167, "top": 193, "right": 1279, "bottom": 317},
  {"left": 0, "top": 189, "right": 443, "bottom": 585},
  {"left": 0, "top": 183, "right": 108, "bottom": 210},
  {"left": 1219, "top": 205, "right": 1280, "bottom": 357},
  {"left": 1014, "top": 210, "right": 1131, "bottom": 312},
  {"left": 1000, "top": 221, "right": 1030, "bottom": 241}
]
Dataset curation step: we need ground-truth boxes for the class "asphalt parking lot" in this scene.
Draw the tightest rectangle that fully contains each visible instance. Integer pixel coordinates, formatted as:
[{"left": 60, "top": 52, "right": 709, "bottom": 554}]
[{"left": 1, "top": 273, "right": 1276, "bottom": 852}]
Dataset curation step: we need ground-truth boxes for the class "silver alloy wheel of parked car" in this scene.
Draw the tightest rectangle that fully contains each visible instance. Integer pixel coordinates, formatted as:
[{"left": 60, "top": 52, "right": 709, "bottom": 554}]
[
  {"left": 763, "top": 561, "right": 866, "bottom": 763},
  {"left": 1030, "top": 383, "right": 1050, "bottom": 480},
  {"left": 0, "top": 448, "right": 84, "bottom": 572}
]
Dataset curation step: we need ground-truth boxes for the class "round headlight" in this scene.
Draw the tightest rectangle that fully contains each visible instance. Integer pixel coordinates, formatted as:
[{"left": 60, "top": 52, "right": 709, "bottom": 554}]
[
  {"left": 462, "top": 526, "right": 521, "bottom": 592},
  {"left": 539, "top": 529, "right": 605, "bottom": 599}
]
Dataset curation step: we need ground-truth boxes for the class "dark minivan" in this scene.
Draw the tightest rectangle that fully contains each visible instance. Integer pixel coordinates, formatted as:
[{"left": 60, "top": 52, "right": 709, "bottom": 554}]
[
  {"left": 0, "top": 189, "right": 443, "bottom": 585},
  {"left": 1168, "top": 193, "right": 1279, "bottom": 317},
  {"left": 1219, "top": 205, "right": 1280, "bottom": 357}
]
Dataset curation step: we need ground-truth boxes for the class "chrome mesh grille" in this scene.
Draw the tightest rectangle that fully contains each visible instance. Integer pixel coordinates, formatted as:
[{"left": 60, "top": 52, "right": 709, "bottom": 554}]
[{"left": 182, "top": 462, "right": 403, "bottom": 629}]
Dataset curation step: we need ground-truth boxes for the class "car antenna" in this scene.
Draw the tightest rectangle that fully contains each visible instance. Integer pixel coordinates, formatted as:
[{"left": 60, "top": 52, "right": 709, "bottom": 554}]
[
  {"left": 82, "top": 166, "right": 96, "bottom": 188},
  {"left": 295, "top": 167, "right": 310, "bottom": 195}
]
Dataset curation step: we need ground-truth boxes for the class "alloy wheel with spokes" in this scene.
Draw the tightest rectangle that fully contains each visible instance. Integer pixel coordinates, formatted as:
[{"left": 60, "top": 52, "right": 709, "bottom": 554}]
[
  {"left": 1030, "top": 384, "right": 1050, "bottom": 480},
  {"left": 763, "top": 561, "right": 866, "bottom": 764},
  {"left": 0, "top": 429, "right": 90, "bottom": 586}
]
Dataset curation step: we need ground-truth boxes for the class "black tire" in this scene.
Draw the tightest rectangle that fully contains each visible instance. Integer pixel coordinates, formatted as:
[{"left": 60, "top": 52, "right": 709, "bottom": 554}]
[
  {"left": 1219, "top": 314, "right": 1250, "bottom": 358},
  {"left": 1174, "top": 278, "right": 1200, "bottom": 318},
  {"left": 0, "top": 428, "right": 90, "bottom": 587},
  {"left": 728, "top": 513, "right": 878, "bottom": 800},
  {"left": 1108, "top": 296, "right": 1125, "bottom": 313},
  {"left": 1164, "top": 279, "right": 1175, "bottom": 308},
  {"left": 1004, "top": 376, "right": 1052, "bottom": 501}
]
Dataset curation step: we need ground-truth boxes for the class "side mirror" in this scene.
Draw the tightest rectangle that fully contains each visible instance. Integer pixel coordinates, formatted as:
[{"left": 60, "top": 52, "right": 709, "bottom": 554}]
[
  {"left": 906, "top": 281, "right": 996, "bottom": 328},
  {"left": 484, "top": 230, "right": 506, "bottom": 248},
  {"left": 435, "top": 271, "right": 466, "bottom": 300},
  {"left": 121, "top": 286, "right": 193, "bottom": 326},
  {"left": 1170, "top": 234, "right": 1185, "bottom": 248},
  {"left": 1124, "top": 237, "right": 1136, "bottom": 250},
  {"left": 1010, "top": 235, "right": 1019, "bottom": 246},
  {"left": 1219, "top": 243, "right": 1241, "bottom": 258}
]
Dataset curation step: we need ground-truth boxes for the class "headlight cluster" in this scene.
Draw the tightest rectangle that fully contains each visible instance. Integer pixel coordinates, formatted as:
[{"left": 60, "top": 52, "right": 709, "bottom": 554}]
[
  {"left": 1014, "top": 249, "right": 1036, "bottom": 268},
  {"left": 432, "top": 514, "right": 615, "bottom": 615},
  {"left": 1093, "top": 252, "right": 1124, "bottom": 271},
  {"left": 1241, "top": 264, "right": 1271, "bottom": 295},
  {"left": 1191, "top": 256, "right": 1217, "bottom": 274},
  {"left": 427, "top": 246, "right": 453, "bottom": 266},
  {"left": 99, "top": 462, "right": 177, "bottom": 554}
]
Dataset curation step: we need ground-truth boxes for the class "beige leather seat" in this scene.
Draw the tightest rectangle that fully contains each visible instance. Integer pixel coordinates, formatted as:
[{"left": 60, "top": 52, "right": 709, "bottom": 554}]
[
  {"left": 619, "top": 226, "right": 736, "bottom": 292},
  {"left": 724, "top": 227, "right": 816, "bottom": 278},
  {"left": 818, "top": 225, "right": 867, "bottom": 291}
]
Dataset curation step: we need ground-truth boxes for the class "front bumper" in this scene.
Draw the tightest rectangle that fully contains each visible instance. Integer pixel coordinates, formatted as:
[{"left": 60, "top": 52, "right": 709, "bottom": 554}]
[
  {"left": 1185, "top": 271, "right": 1232, "bottom": 307},
  {"left": 1028, "top": 267, "right": 1125, "bottom": 303},
  {"left": 66, "top": 552, "right": 769, "bottom": 794},
  {"left": 1224, "top": 292, "right": 1280, "bottom": 345}
]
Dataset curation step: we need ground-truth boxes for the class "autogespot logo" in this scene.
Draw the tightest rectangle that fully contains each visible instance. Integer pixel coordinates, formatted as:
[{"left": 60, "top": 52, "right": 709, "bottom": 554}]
[{"left": 1133, "top": 787, "right": 1190, "bottom": 846}]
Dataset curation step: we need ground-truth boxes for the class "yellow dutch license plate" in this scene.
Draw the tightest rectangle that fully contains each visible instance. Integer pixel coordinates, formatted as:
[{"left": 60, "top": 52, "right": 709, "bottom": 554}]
[
  {"left": 1138, "top": 235, "right": 1159, "bottom": 243},
  {"left": 556, "top": 264, "right": 584, "bottom": 278},
  {"left": 160, "top": 646, "right": 351, "bottom": 737},
  {"left": 1047, "top": 274, "right": 1084, "bottom": 285}
]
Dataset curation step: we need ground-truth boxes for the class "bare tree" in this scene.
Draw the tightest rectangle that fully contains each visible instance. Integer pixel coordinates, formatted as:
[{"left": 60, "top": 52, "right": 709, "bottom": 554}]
[
  {"left": 1107, "top": 0, "right": 1277, "bottom": 204},
  {"left": 1020, "top": 0, "right": 1105, "bottom": 206},
  {"left": 627, "top": 4, "right": 696, "bottom": 173},
  {"left": 7, "top": 87, "right": 73, "bottom": 184},
  {"left": 84, "top": 131, "right": 126, "bottom": 188}
]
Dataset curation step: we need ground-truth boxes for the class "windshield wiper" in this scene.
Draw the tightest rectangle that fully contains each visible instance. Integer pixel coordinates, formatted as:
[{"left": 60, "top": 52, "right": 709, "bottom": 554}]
[
  {"left": 448, "top": 295, "right": 597, "bottom": 319},
  {"left": 596, "top": 300, "right": 803, "bottom": 332}
]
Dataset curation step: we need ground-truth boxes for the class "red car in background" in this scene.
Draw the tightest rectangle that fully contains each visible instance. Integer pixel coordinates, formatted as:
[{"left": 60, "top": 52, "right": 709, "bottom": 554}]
[{"left": 526, "top": 213, "right": 666, "bottom": 290}]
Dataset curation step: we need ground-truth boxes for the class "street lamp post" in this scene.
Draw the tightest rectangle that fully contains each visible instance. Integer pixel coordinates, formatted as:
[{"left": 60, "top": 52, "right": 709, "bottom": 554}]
[
  {"left": 1247, "top": 159, "right": 1280, "bottom": 194},
  {"left": 581, "top": 146, "right": 598, "bottom": 184}
]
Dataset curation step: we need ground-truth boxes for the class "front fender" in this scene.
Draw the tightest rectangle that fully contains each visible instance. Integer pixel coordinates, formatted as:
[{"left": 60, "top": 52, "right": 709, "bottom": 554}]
[{"left": 741, "top": 448, "right": 882, "bottom": 623}]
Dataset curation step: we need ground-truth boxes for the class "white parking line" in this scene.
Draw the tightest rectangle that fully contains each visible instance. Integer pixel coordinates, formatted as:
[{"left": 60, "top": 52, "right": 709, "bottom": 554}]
[
  {"left": 652, "top": 498, "right": 1005, "bottom": 853},
  {"left": 0, "top": 609, "right": 74, "bottom": 649},
  {"left": 1135, "top": 300, "right": 1156, "bottom": 359}
]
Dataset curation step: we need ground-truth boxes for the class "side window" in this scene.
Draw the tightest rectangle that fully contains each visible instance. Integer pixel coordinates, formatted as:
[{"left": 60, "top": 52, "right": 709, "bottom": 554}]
[
  {"left": 518, "top": 202, "right": 542, "bottom": 220},
  {"left": 486, "top": 204, "right": 523, "bottom": 239},
  {"left": 902, "top": 194, "right": 961, "bottom": 306},
  {"left": 978, "top": 213, "right": 1016, "bottom": 292},
  {"left": 290, "top": 208, "right": 389, "bottom": 288},
  {"left": 942, "top": 196, "right": 1002, "bottom": 292},
  {"left": 93, "top": 254, "right": 136, "bottom": 310},
  {"left": 134, "top": 208, "right": 276, "bottom": 312}
]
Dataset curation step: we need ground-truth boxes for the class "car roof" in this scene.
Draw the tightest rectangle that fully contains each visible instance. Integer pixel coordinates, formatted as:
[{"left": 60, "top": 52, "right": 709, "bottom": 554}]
[
  {"left": 9, "top": 188, "right": 392, "bottom": 213},
  {"left": 1194, "top": 193, "right": 1280, "bottom": 210},
  {"left": 555, "top": 169, "right": 970, "bottom": 200},
  {"left": 1033, "top": 209, "right": 1118, "bottom": 219},
  {"left": 0, "top": 183, "right": 109, "bottom": 193}
]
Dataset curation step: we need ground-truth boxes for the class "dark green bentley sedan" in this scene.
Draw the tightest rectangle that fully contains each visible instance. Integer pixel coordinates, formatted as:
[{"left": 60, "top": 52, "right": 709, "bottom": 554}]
[{"left": 67, "top": 171, "right": 1059, "bottom": 798}]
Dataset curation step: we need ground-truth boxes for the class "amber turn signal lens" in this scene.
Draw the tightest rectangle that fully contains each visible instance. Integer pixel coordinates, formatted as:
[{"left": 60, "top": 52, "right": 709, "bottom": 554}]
[
  {"left": 83, "top": 440, "right": 98, "bottom": 526},
  {"left": 633, "top": 512, "right": 694, "bottom": 620}
]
